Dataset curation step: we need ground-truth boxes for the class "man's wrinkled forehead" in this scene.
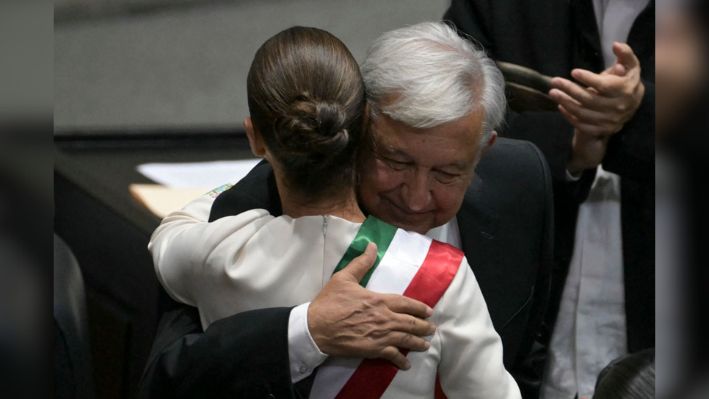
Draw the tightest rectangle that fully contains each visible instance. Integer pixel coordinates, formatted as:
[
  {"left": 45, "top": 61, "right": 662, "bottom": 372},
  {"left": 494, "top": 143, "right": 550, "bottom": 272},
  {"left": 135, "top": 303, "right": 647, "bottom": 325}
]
[
  {"left": 371, "top": 112, "right": 484, "bottom": 167},
  {"left": 367, "top": 114, "right": 408, "bottom": 153},
  {"left": 369, "top": 107, "right": 485, "bottom": 141}
]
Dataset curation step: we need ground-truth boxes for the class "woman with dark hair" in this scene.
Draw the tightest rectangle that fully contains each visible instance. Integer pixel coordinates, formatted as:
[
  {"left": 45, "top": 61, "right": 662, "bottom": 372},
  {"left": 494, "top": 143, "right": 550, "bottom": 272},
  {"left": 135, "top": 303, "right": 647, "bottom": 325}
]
[{"left": 149, "top": 26, "right": 519, "bottom": 398}]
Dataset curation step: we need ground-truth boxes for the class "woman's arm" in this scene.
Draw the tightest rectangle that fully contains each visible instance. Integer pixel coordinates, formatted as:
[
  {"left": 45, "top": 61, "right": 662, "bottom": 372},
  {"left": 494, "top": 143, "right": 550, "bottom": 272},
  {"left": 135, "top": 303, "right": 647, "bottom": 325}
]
[
  {"left": 437, "top": 259, "right": 522, "bottom": 398},
  {"left": 148, "top": 190, "right": 271, "bottom": 307}
]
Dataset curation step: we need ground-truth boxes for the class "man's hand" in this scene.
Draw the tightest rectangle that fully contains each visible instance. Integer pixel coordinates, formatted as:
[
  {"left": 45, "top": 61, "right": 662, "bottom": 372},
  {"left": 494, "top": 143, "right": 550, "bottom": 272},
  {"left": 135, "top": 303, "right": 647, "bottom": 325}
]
[
  {"left": 549, "top": 42, "right": 645, "bottom": 138},
  {"left": 308, "top": 243, "right": 435, "bottom": 370},
  {"left": 566, "top": 129, "right": 610, "bottom": 175}
]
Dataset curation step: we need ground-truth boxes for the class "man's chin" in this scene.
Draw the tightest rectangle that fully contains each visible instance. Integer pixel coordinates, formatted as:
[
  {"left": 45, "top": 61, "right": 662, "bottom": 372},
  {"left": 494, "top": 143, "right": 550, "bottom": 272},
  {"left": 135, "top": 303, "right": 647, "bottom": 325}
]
[
  {"left": 377, "top": 214, "right": 432, "bottom": 235},
  {"left": 403, "top": 225, "right": 430, "bottom": 235}
]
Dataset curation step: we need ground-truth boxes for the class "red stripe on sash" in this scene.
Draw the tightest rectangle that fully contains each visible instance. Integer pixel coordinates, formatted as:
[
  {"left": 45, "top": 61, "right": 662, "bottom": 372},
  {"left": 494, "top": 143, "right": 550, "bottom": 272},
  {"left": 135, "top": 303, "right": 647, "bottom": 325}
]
[
  {"left": 335, "top": 241, "right": 462, "bottom": 399},
  {"left": 434, "top": 374, "right": 447, "bottom": 399}
]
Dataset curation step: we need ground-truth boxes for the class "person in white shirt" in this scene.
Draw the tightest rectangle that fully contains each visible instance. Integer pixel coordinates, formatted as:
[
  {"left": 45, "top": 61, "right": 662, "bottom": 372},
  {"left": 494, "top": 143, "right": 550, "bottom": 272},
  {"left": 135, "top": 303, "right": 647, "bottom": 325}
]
[
  {"left": 445, "top": 0, "right": 654, "bottom": 397},
  {"left": 150, "top": 25, "right": 520, "bottom": 398},
  {"left": 541, "top": 2, "right": 653, "bottom": 398}
]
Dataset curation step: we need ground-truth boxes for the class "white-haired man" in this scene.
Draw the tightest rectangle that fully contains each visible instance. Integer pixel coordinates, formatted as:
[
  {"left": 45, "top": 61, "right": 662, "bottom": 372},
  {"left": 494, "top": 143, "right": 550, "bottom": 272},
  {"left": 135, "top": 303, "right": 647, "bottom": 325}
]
[{"left": 140, "top": 22, "right": 552, "bottom": 398}]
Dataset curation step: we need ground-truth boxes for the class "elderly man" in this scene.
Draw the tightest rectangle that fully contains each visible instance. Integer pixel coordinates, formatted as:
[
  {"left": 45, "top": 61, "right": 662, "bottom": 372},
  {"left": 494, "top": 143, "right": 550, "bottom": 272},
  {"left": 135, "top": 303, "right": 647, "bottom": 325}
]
[{"left": 140, "top": 22, "right": 553, "bottom": 398}]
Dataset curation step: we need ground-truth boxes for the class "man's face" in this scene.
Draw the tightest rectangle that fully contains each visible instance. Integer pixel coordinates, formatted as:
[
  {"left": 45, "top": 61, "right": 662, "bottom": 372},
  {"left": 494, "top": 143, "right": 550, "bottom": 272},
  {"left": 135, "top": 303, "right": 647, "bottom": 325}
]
[{"left": 358, "top": 110, "right": 486, "bottom": 234}]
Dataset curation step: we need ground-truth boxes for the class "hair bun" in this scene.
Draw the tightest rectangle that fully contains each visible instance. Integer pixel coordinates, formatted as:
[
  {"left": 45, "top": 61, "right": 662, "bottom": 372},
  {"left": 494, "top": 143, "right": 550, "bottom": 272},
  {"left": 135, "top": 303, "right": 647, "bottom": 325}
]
[{"left": 275, "top": 93, "right": 350, "bottom": 156}]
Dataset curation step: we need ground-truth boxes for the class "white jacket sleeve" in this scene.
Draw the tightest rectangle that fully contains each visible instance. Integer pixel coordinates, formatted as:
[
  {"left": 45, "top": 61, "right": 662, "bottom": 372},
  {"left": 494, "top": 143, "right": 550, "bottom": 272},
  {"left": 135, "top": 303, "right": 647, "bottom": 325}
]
[
  {"left": 436, "top": 259, "right": 522, "bottom": 399},
  {"left": 149, "top": 193, "right": 326, "bottom": 378},
  {"left": 147, "top": 192, "right": 271, "bottom": 306}
]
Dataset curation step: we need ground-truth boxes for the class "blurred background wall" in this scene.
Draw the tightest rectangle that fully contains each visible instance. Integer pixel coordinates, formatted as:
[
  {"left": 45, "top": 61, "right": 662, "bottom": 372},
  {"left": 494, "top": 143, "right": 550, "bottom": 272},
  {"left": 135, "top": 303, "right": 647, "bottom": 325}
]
[{"left": 55, "top": 0, "right": 449, "bottom": 131}]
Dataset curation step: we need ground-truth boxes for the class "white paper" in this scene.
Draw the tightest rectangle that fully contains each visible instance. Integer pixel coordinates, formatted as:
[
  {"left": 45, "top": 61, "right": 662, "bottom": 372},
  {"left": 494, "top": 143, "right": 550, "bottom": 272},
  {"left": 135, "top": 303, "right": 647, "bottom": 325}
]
[
  {"left": 130, "top": 184, "right": 211, "bottom": 218},
  {"left": 137, "top": 159, "right": 261, "bottom": 188}
]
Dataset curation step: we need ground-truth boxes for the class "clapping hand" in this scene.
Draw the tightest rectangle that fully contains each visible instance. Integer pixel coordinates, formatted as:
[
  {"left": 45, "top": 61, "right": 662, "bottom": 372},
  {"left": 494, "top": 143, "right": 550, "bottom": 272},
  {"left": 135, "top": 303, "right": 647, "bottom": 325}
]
[{"left": 548, "top": 42, "right": 645, "bottom": 173}]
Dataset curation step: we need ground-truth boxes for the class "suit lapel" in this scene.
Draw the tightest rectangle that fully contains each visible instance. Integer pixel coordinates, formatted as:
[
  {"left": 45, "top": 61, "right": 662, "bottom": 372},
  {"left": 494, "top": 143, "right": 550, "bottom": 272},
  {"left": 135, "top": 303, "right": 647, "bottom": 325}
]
[{"left": 456, "top": 176, "right": 506, "bottom": 331}]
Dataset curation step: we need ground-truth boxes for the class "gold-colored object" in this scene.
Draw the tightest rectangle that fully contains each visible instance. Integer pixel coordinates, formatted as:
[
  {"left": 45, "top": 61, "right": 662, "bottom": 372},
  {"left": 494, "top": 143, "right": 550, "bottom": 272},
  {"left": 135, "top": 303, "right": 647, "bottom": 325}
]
[{"left": 496, "top": 61, "right": 558, "bottom": 112}]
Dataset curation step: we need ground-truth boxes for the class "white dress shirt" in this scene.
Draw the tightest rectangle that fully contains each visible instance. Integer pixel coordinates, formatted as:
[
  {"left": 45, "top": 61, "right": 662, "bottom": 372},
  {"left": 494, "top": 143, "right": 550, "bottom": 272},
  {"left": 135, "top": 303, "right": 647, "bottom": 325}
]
[
  {"left": 592, "top": 0, "right": 650, "bottom": 71},
  {"left": 541, "top": 2, "right": 648, "bottom": 398},
  {"left": 541, "top": 166, "right": 626, "bottom": 399}
]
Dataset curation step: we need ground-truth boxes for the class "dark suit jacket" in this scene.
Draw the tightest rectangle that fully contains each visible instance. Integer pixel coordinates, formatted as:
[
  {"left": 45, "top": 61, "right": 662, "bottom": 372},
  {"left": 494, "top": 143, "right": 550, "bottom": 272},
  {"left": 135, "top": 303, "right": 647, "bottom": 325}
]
[
  {"left": 139, "top": 137, "right": 554, "bottom": 398},
  {"left": 138, "top": 306, "right": 295, "bottom": 399},
  {"left": 445, "top": 0, "right": 655, "bottom": 367}
]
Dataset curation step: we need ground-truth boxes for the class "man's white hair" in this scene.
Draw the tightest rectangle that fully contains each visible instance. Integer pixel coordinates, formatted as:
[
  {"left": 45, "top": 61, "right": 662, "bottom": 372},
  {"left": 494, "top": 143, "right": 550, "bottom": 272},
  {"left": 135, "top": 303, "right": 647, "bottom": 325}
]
[{"left": 362, "top": 21, "right": 506, "bottom": 142}]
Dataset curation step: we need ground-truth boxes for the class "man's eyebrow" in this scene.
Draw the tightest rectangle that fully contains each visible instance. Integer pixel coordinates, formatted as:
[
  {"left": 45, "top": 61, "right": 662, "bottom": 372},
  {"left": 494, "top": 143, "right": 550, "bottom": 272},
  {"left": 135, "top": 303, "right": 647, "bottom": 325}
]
[
  {"left": 378, "top": 145, "right": 413, "bottom": 160},
  {"left": 436, "top": 162, "right": 468, "bottom": 172},
  {"left": 440, "top": 156, "right": 478, "bottom": 171},
  {"left": 377, "top": 144, "right": 471, "bottom": 170}
]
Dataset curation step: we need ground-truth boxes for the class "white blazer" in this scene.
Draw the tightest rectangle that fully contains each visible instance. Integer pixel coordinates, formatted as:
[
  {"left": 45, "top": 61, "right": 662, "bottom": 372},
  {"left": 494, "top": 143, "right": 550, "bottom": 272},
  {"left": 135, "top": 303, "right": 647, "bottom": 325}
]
[{"left": 149, "top": 192, "right": 521, "bottom": 399}]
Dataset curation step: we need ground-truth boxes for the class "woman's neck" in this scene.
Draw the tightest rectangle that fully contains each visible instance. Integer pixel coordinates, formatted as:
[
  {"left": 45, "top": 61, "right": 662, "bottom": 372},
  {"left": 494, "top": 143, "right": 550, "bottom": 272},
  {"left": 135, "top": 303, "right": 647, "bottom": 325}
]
[
  {"left": 274, "top": 175, "right": 365, "bottom": 222},
  {"left": 281, "top": 189, "right": 365, "bottom": 222}
]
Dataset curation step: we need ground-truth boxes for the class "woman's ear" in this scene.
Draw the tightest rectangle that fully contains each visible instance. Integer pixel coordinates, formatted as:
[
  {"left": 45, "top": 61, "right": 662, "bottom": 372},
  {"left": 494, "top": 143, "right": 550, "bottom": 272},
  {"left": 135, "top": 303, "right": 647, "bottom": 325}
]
[{"left": 244, "top": 117, "right": 267, "bottom": 158}]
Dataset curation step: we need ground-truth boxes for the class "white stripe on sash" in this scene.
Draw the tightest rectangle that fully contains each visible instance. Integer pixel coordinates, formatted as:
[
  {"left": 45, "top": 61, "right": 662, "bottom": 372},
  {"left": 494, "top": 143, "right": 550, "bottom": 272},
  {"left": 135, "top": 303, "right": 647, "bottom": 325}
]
[
  {"left": 309, "top": 229, "right": 433, "bottom": 399},
  {"left": 367, "top": 229, "right": 432, "bottom": 294}
]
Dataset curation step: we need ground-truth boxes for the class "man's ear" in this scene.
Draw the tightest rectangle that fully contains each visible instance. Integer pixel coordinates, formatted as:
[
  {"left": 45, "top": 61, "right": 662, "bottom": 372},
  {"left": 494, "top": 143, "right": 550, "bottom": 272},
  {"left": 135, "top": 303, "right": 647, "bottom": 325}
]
[
  {"left": 244, "top": 117, "right": 267, "bottom": 158},
  {"left": 481, "top": 130, "right": 497, "bottom": 156}
]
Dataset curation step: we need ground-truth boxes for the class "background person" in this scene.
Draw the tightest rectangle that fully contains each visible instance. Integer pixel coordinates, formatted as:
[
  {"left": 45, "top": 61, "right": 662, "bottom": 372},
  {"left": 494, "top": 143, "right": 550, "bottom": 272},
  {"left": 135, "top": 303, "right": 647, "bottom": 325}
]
[{"left": 444, "top": 1, "right": 654, "bottom": 398}]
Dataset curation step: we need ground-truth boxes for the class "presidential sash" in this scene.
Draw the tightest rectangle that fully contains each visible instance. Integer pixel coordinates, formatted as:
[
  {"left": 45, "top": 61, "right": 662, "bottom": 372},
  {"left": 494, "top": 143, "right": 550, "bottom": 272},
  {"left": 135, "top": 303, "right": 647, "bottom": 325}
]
[{"left": 309, "top": 216, "right": 463, "bottom": 399}]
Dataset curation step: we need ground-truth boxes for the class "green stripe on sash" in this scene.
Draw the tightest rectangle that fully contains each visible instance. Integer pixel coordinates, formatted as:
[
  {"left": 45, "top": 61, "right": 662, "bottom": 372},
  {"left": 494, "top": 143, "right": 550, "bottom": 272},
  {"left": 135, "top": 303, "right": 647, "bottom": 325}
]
[{"left": 332, "top": 216, "right": 398, "bottom": 287}]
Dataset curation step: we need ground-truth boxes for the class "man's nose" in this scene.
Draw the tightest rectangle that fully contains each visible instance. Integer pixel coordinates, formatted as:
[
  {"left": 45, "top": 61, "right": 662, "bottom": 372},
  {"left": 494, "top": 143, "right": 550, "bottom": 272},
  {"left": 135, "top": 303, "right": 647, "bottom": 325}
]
[{"left": 402, "top": 171, "right": 432, "bottom": 212}]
